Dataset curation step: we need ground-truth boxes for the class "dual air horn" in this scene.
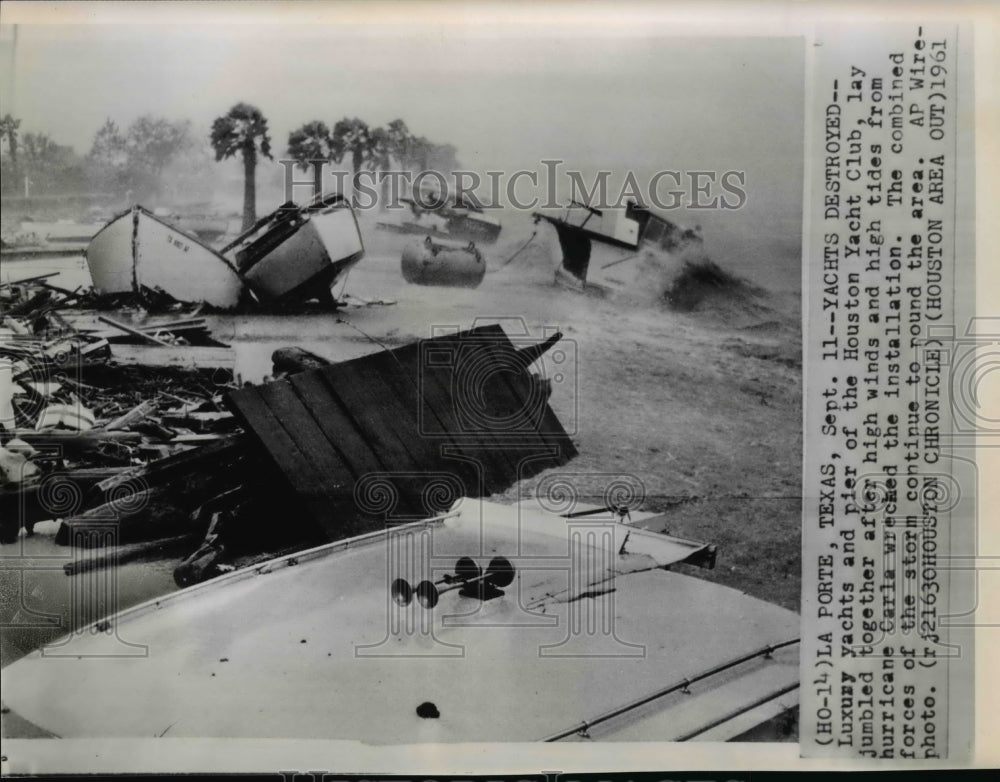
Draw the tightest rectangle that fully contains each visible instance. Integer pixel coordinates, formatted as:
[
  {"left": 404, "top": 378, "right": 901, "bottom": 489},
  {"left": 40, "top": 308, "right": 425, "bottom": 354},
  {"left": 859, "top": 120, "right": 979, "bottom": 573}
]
[{"left": 391, "top": 555, "right": 516, "bottom": 609}]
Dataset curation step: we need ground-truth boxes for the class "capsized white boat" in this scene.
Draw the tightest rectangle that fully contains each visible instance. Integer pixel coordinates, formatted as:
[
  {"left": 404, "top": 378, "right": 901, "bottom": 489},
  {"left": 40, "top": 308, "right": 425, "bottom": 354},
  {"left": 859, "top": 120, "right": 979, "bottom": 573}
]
[
  {"left": 534, "top": 200, "right": 703, "bottom": 296},
  {"left": 0, "top": 498, "right": 798, "bottom": 742},
  {"left": 85, "top": 206, "right": 245, "bottom": 309},
  {"left": 222, "top": 193, "right": 365, "bottom": 305}
]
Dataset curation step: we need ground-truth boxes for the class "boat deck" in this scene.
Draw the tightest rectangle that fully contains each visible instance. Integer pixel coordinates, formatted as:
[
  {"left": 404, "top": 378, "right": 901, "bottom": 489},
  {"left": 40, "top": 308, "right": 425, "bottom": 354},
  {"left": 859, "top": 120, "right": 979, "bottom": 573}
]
[{"left": 1, "top": 500, "right": 798, "bottom": 742}]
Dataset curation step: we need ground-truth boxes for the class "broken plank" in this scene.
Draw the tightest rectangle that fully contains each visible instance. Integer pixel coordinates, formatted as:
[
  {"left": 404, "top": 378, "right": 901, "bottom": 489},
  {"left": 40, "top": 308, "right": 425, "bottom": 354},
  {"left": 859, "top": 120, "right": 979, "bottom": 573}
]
[
  {"left": 286, "top": 371, "right": 387, "bottom": 481},
  {"left": 0, "top": 271, "right": 62, "bottom": 287},
  {"left": 359, "top": 348, "right": 484, "bottom": 500},
  {"left": 96, "top": 436, "right": 247, "bottom": 494},
  {"left": 297, "top": 367, "right": 427, "bottom": 522},
  {"left": 470, "top": 336, "right": 577, "bottom": 476},
  {"left": 102, "top": 400, "right": 156, "bottom": 432},
  {"left": 159, "top": 411, "right": 236, "bottom": 432},
  {"left": 415, "top": 337, "right": 527, "bottom": 488},
  {"left": 108, "top": 344, "right": 235, "bottom": 370},
  {"left": 97, "top": 315, "right": 172, "bottom": 346},
  {"left": 11, "top": 429, "right": 142, "bottom": 446},
  {"left": 319, "top": 360, "right": 425, "bottom": 476},
  {"left": 169, "top": 433, "right": 231, "bottom": 444},
  {"left": 255, "top": 380, "right": 355, "bottom": 501},
  {"left": 331, "top": 354, "right": 460, "bottom": 518},
  {"left": 406, "top": 362, "right": 508, "bottom": 496},
  {"left": 63, "top": 533, "right": 199, "bottom": 576},
  {"left": 224, "top": 386, "right": 340, "bottom": 536}
]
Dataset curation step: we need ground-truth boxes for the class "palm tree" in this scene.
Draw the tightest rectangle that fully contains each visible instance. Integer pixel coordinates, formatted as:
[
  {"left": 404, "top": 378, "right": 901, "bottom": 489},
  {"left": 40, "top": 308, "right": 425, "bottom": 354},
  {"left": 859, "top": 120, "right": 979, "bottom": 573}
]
[
  {"left": 330, "top": 117, "right": 371, "bottom": 179},
  {"left": 210, "top": 103, "right": 273, "bottom": 230},
  {"left": 287, "top": 120, "right": 334, "bottom": 198},
  {"left": 385, "top": 119, "right": 410, "bottom": 168}
]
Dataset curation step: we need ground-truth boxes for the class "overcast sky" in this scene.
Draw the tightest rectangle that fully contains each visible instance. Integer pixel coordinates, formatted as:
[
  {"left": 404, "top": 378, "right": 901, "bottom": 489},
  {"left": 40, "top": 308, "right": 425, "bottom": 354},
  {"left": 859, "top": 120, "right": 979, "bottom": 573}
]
[{"left": 0, "top": 23, "right": 804, "bottom": 284}]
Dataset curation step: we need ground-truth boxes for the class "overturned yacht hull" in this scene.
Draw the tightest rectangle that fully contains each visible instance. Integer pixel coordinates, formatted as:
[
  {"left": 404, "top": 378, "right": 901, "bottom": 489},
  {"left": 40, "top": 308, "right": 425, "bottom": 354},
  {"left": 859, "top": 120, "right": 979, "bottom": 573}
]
[
  {"left": 86, "top": 207, "right": 244, "bottom": 309},
  {"left": 225, "top": 194, "right": 364, "bottom": 304}
]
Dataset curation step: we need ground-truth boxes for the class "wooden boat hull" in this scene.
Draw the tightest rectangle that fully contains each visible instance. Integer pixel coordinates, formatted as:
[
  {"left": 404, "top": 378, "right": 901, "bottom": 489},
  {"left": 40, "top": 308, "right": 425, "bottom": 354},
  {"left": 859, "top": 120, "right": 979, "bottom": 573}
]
[
  {"left": 232, "top": 198, "right": 364, "bottom": 304},
  {"left": 544, "top": 218, "right": 646, "bottom": 295},
  {"left": 392, "top": 193, "right": 502, "bottom": 244},
  {"left": 401, "top": 236, "right": 486, "bottom": 288},
  {"left": 444, "top": 211, "right": 502, "bottom": 243},
  {"left": 0, "top": 498, "right": 799, "bottom": 742},
  {"left": 86, "top": 208, "right": 244, "bottom": 309},
  {"left": 540, "top": 214, "right": 691, "bottom": 297}
]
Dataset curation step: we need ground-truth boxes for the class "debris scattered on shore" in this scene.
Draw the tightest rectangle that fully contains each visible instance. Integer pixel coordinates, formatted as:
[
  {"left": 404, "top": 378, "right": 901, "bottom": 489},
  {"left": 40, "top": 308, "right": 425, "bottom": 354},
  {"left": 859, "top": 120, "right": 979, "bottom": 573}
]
[{"left": 2, "top": 278, "right": 578, "bottom": 589}]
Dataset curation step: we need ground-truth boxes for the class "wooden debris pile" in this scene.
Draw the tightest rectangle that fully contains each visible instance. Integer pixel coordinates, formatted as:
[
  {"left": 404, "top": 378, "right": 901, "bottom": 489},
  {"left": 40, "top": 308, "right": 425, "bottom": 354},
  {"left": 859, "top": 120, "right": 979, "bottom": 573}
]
[
  {"left": 4, "top": 279, "right": 581, "bottom": 590},
  {"left": 1, "top": 275, "right": 241, "bottom": 548}
]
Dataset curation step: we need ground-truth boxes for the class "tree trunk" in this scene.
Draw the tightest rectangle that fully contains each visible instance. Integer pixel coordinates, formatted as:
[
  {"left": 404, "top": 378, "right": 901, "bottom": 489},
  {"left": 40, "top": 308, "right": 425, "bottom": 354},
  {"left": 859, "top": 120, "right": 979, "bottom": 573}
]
[
  {"left": 351, "top": 148, "right": 364, "bottom": 207},
  {"left": 380, "top": 171, "right": 390, "bottom": 212},
  {"left": 313, "top": 161, "right": 323, "bottom": 197},
  {"left": 242, "top": 148, "right": 257, "bottom": 231},
  {"left": 3, "top": 141, "right": 16, "bottom": 194}
]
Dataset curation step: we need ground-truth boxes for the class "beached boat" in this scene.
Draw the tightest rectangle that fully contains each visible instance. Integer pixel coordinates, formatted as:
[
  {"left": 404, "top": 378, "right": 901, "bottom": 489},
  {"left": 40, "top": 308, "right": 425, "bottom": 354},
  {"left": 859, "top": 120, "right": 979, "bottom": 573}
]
[
  {"left": 534, "top": 200, "right": 703, "bottom": 296},
  {"left": 221, "top": 193, "right": 364, "bottom": 305},
  {"left": 401, "top": 235, "right": 486, "bottom": 288},
  {"left": 377, "top": 193, "right": 502, "bottom": 244},
  {"left": 436, "top": 199, "right": 502, "bottom": 243},
  {"left": 0, "top": 498, "right": 798, "bottom": 742},
  {"left": 85, "top": 206, "right": 245, "bottom": 309}
]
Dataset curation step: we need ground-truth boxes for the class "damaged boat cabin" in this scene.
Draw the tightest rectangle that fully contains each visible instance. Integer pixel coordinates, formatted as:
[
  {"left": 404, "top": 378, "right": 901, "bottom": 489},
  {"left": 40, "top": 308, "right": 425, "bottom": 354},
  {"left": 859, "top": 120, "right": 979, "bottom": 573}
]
[
  {"left": 221, "top": 193, "right": 365, "bottom": 306},
  {"left": 534, "top": 199, "right": 703, "bottom": 295}
]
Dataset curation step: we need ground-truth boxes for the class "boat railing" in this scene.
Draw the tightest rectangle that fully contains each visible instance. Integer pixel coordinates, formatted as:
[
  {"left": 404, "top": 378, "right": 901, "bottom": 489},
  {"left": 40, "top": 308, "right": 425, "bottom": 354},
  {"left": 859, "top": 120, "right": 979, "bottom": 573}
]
[
  {"left": 671, "top": 680, "right": 799, "bottom": 741},
  {"left": 567, "top": 199, "right": 602, "bottom": 216},
  {"left": 540, "top": 637, "right": 801, "bottom": 741}
]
